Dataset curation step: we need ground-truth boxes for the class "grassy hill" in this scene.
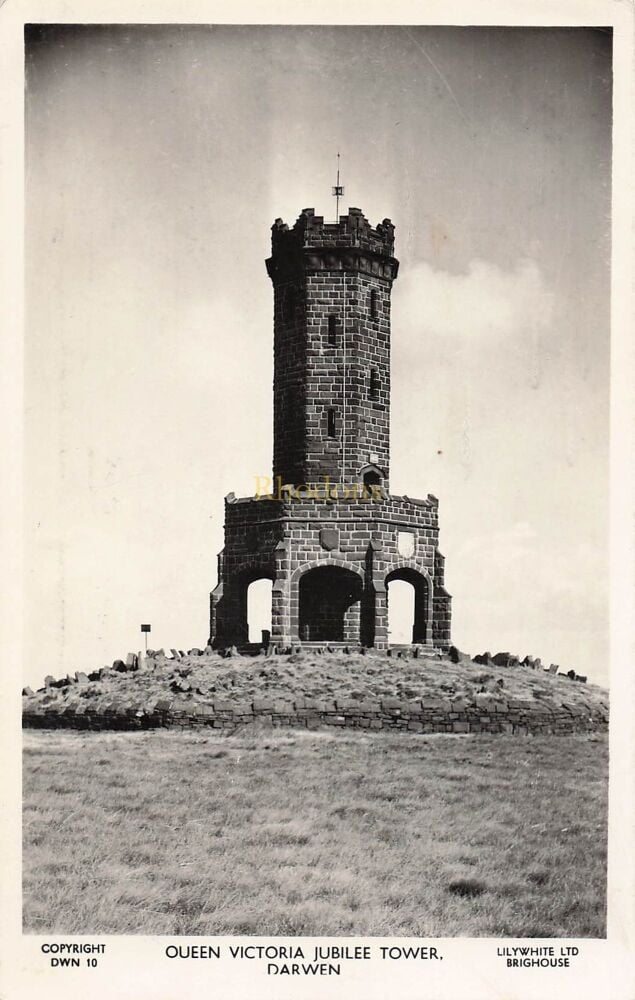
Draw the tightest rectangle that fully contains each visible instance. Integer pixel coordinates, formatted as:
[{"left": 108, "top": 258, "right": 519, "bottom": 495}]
[{"left": 23, "top": 648, "right": 609, "bottom": 717}]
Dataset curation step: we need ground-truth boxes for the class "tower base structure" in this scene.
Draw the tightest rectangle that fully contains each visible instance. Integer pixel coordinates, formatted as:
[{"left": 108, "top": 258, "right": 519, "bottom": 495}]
[{"left": 209, "top": 490, "right": 451, "bottom": 651}]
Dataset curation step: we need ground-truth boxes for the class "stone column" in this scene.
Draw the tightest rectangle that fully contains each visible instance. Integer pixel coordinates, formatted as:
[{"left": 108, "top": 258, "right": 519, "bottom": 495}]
[
  {"left": 373, "top": 582, "right": 389, "bottom": 648},
  {"left": 432, "top": 591, "right": 452, "bottom": 650},
  {"left": 271, "top": 541, "right": 292, "bottom": 645},
  {"left": 344, "top": 599, "right": 361, "bottom": 644}
]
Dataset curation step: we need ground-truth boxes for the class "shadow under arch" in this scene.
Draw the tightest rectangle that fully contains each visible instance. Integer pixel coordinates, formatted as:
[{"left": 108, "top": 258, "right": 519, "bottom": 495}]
[{"left": 298, "top": 565, "right": 363, "bottom": 642}]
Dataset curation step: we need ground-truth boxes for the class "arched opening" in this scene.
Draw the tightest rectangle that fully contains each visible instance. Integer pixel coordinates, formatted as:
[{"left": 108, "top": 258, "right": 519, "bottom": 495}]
[
  {"left": 359, "top": 464, "right": 385, "bottom": 495},
  {"left": 299, "top": 566, "right": 362, "bottom": 642},
  {"left": 363, "top": 469, "right": 381, "bottom": 488},
  {"left": 386, "top": 568, "right": 429, "bottom": 644},
  {"left": 247, "top": 578, "right": 273, "bottom": 644},
  {"left": 387, "top": 579, "right": 415, "bottom": 644}
]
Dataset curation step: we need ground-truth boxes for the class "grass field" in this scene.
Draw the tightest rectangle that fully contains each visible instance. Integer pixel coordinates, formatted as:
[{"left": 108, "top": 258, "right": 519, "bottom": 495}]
[{"left": 23, "top": 728, "right": 608, "bottom": 937}]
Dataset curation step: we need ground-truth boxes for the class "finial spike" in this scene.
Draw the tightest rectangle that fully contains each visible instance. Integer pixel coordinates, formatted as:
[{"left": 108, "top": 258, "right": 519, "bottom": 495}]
[{"left": 332, "top": 151, "right": 344, "bottom": 223}]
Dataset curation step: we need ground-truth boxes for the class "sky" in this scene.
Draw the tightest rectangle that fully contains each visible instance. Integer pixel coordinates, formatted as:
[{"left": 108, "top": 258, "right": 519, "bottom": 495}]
[{"left": 24, "top": 24, "right": 612, "bottom": 687}]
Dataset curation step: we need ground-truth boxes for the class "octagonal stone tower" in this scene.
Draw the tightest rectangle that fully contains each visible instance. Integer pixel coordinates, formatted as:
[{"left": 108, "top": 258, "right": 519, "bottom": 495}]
[{"left": 209, "top": 207, "right": 451, "bottom": 651}]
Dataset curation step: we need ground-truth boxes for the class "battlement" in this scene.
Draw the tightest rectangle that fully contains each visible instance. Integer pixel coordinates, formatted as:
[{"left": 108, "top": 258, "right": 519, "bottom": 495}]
[
  {"left": 271, "top": 207, "right": 395, "bottom": 258},
  {"left": 223, "top": 492, "right": 441, "bottom": 533}
]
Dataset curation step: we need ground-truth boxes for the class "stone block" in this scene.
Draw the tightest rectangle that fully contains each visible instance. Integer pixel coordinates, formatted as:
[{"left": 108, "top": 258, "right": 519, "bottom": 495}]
[
  {"left": 75, "top": 672, "right": 89, "bottom": 685},
  {"left": 273, "top": 700, "right": 293, "bottom": 714},
  {"left": 381, "top": 698, "right": 409, "bottom": 712},
  {"left": 474, "top": 693, "right": 496, "bottom": 708},
  {"left": 303, "top": 698, "right": 325, "bottom": 710},
  {"left": 170, "top": 679, "right": 191, "bottom": 693},
  {"left": 315, "top": 700, "right": 336, "bottom": 712},
  {"left": 448, "top": 645, "right": 470, "bottom": 664},
  {"left": 22, "top": 686, "right": 34, "bottom": 697},
  {"left": 253, "top": 699, "right": 274, "bottom": 712},
  {"left": 352, "top": 701, "right": 377, "bottom": 713},
  {"left": 522, "top": 655, "right": 542, "bottom": 670},
  {"left": 491, "top": 652, "right": 520, "bottom": 667},
  {"left": 213, "top": 700, "right": 234, "bottom": 712}
]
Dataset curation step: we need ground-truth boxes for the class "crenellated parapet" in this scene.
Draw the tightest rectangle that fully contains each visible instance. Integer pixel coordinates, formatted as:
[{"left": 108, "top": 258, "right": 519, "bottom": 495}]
[{"left": 267, "top": 207, "right": 399, "bottom": 282}]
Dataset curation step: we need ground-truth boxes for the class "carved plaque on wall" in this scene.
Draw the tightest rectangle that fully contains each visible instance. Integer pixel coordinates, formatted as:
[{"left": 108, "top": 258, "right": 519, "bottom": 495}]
[{"left": 319, "top": 528, "right": 339, "bottom": 551}]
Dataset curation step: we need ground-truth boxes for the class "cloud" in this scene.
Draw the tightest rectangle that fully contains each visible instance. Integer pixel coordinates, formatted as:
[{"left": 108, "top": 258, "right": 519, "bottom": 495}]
[{"left": 394, "top": 257, "right": 555, "bottom": 341}]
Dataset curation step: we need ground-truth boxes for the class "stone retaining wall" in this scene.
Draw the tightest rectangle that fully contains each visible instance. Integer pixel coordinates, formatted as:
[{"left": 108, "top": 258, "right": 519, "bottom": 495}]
[{"left": 22, "top": 694, "right": 608, "bottom": 736}]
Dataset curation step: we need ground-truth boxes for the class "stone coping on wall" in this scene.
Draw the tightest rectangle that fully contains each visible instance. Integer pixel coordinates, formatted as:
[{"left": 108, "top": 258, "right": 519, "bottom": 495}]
[
  {"left": 23, "top": 694, "right": 608, "bottom": 736},
  {"left": 226, "top": 492, "right": 438, "bottom": 509}
]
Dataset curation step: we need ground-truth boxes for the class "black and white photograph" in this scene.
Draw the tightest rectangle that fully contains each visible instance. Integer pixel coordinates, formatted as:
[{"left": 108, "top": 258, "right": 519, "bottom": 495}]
[{"left": 2, "top": 4, "right": 634, "bottom": 999}]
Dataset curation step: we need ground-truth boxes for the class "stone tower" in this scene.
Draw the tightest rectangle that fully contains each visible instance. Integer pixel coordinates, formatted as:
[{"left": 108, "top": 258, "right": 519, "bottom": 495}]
[{"left": 209, "top": 207, "right": 451, "bottom": 650}]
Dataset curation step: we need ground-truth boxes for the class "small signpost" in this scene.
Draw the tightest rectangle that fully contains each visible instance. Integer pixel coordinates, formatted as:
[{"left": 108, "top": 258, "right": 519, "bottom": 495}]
[{"left": 140, "top": 623, "right": 151, "bottom": 653}]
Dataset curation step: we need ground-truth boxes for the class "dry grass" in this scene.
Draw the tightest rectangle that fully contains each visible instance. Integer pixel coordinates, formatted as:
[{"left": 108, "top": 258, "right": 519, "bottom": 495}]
[{"left": 23, "top": 728, "right": 607, "bottom": 937}]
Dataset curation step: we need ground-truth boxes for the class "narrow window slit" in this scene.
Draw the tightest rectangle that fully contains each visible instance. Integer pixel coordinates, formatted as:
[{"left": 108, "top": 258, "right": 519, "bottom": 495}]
[{"left": 328, "top": 315, "right": 337, "bottom": 346}]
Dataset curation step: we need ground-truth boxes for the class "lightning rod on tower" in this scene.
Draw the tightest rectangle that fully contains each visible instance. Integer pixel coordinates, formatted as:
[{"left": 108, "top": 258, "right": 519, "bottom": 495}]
[{"left": 332, "top": 152, "right": 344, "bottom": 222}]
